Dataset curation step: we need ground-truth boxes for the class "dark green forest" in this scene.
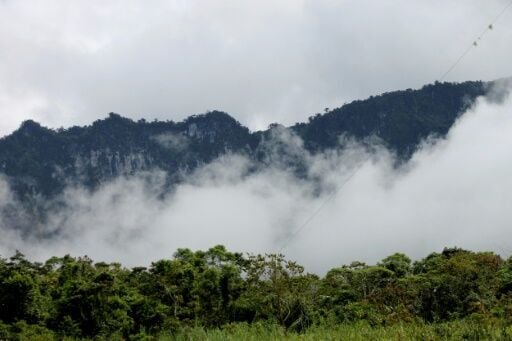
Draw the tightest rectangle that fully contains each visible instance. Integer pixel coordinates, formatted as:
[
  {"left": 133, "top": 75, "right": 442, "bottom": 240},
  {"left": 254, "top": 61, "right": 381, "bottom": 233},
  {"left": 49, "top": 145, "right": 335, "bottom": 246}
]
[
  {"left": 2, "top": 246, "right": 512, "bottom": 339},
  {"left": 0, "top": 81, "right": 488, "bottom": 200}
]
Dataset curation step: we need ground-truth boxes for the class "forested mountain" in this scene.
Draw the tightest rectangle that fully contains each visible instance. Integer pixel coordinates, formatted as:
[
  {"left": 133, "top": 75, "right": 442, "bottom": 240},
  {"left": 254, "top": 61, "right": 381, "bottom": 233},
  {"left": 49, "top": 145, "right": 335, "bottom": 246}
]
[
  {"left": 0, "top": 81, "right": 511, "bottom": 338},
  {"left": 0, "top": 80, "right": 491, "bottom": 200}
]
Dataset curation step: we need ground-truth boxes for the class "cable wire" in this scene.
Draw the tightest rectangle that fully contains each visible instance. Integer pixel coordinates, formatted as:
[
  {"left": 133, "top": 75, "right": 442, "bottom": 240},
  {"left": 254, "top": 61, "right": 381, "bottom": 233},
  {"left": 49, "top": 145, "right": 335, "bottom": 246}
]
[
  {"left": 439, "top": 0, "right": 512, "bottom": 81},
  {"left": 276, "top": 1, "right": 512, "bottom": 253},
  {"left": 277, "top": 167, "right": 359, "bottom": 253}
]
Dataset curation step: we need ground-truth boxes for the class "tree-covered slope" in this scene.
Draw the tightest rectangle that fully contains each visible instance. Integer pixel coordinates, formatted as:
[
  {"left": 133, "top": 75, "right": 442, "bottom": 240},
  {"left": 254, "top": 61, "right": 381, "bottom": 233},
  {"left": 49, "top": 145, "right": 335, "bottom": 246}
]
[
  {"left": 0, "top": 111, "right": 255, "bottom": 197},
  {"left": 293, "top": 81, "right": 487, "bottom": 155},
  {"left": 0, "top": 80, "right": 491, "bottom": 198}
]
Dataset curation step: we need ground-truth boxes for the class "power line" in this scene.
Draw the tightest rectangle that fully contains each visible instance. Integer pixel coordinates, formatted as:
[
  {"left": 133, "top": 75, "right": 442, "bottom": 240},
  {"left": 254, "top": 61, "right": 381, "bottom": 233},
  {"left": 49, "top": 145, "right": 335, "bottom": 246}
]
[
  {"left": 276, "top": 1, "right": 512, "bottom": 254},
  {"left": 277, "top": 167, "right": 359, "bottom": 253},
  {"left": 439, "top": 0, "right": 512, "bottom": 82}
]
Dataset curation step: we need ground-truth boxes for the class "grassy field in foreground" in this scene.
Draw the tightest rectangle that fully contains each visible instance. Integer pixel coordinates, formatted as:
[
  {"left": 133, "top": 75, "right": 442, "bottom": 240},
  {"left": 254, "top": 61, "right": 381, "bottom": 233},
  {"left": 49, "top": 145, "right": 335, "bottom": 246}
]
[
  {"left": 6, "top": 320, "right": 512, "bottom": 340},
  {"left": 164, "top": 321, "right": 512, "bottom": 341}
]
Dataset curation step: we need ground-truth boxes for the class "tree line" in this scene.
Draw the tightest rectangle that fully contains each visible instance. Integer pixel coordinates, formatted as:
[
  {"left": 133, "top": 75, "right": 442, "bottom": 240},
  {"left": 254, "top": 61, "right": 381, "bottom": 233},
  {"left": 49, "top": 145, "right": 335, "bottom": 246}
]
[{"left": 1, "top": 245, "right": 511, "bottom": 339}]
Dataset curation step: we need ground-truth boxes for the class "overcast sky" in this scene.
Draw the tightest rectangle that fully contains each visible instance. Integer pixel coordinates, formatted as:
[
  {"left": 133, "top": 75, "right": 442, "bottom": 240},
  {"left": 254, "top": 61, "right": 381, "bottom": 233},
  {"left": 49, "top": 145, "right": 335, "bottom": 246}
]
[{"left": 1, "top": 0, "right": 512, "bottom": 137}]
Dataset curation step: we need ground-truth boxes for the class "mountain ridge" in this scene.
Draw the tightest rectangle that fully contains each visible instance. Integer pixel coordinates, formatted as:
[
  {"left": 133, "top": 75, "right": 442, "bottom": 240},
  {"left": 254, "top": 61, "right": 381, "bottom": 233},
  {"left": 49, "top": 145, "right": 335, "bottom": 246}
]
[{"left": 0, "top": 79, "right": 499, "bottom": 200}]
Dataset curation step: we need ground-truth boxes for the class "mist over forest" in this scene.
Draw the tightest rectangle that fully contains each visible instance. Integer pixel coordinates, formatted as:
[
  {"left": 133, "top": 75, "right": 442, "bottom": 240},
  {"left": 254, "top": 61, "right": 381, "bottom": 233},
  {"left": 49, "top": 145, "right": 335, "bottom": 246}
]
[
  {"left": 1, "top": 0, "right": 512, "bottom": 339},
  {"left": 0, "top": 80, "right": 511, "bottom": 274}
]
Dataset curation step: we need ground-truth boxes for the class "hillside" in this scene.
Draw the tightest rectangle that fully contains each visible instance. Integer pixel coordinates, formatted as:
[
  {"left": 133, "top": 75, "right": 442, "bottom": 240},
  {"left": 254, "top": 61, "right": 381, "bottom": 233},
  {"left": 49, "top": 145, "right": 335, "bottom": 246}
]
[{"left": 0, "top": 80, "right": 490, "bottom": 200}]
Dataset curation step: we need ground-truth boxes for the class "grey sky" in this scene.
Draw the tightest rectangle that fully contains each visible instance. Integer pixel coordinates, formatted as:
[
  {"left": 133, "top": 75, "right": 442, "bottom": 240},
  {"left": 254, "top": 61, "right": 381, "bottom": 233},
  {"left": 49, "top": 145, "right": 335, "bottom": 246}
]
[{"left": 1, "top": 0, "right": 511, "bottom": 137}]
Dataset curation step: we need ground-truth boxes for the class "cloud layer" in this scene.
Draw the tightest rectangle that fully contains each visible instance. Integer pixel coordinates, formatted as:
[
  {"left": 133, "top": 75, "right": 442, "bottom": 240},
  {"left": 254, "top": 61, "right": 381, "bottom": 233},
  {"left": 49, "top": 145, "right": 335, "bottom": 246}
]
[
  {"left": 1, "top": 0, "right": 512, "bottom": 136},
  {"left": 1, "top": 90, "right": 511, "bottom": 273}
]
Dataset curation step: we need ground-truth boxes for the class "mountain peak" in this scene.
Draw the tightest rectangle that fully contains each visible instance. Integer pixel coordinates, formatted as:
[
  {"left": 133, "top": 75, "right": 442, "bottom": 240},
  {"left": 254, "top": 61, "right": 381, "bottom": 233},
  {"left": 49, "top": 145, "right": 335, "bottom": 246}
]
[
  {"left": 14, "top": 120, "right": 51, "bottom": 137},
  {"left": 186, "top": 110, "right": 239, "bottom": 125},
  {"left": 91, "top": 113, "right": 137, "bottom": 130},
  {"left": 19, "top": 119, "right": 42, "bottom": 130}
]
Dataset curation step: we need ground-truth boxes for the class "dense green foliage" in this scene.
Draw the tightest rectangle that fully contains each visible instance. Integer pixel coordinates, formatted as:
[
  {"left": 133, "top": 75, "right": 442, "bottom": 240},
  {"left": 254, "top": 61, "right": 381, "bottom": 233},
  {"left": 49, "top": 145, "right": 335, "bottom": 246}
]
[
  {"left": 293, "top": 81, "right": 487, "bottom": 156},
  {"left": 1, "top": 246, "right": 512, "bottom": 339},
  {"left": 0, "top": 111, "right": 255, "bottom": 198}
]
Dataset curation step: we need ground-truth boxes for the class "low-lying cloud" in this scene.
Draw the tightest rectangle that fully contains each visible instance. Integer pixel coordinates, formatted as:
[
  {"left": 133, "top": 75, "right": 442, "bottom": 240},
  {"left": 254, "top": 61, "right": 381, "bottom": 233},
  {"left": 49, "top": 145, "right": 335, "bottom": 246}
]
[
  {"left": 1, "top": 90, "right": 512, "bottom": 273},
  {"left": 152, "top": 132, "right": 190, "bottom": 152}
]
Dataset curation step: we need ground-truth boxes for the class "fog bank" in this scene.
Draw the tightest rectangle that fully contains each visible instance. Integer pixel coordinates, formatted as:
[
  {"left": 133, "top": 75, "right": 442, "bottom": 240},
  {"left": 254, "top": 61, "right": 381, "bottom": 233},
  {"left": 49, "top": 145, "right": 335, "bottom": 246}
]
[{"left": 1, "top": 92, "right": 512, "bottom": 273}]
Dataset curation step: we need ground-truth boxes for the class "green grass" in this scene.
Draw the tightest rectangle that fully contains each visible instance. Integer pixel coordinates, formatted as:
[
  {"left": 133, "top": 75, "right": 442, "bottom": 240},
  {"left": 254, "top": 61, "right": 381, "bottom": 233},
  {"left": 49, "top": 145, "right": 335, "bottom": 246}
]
[
  {"left": 6, "top": 320, "right": 512, "bottom": 340},
  {"left": 161, "top": 321, "right": 512, "bottom": 341}
]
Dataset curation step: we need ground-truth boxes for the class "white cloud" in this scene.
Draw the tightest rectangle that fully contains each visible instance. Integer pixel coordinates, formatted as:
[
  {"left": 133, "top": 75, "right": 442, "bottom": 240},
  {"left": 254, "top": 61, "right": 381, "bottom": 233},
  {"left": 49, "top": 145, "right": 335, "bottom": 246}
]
[
  {"left": 152, "top": 132, "right": 190, "bottom": 152},
  {"left": 1, "top": 90, "right": 512, "bottom": 274}
]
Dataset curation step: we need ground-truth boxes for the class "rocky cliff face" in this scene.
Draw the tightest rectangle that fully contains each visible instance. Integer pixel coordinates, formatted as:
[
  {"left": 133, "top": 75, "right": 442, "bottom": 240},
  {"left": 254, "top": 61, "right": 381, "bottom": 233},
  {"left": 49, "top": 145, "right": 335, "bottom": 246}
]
[{"left": 0, "top": 80, "right": 492, "bottom": 201}]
